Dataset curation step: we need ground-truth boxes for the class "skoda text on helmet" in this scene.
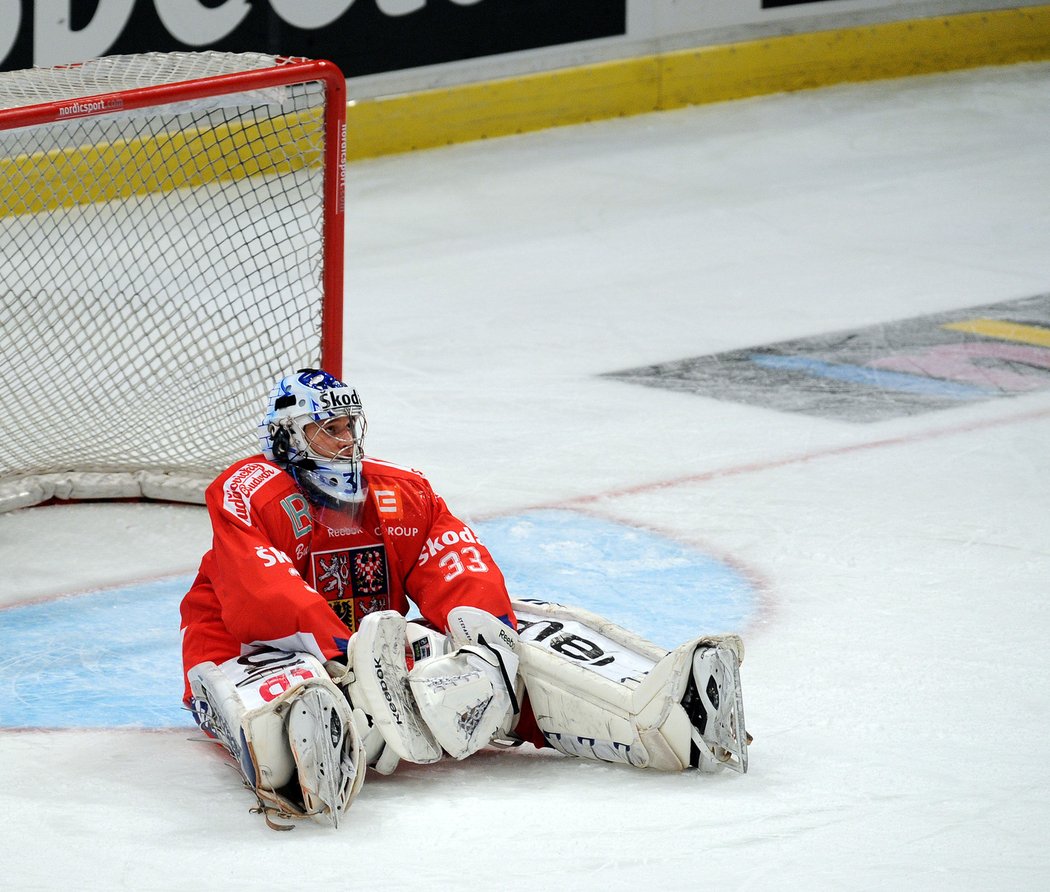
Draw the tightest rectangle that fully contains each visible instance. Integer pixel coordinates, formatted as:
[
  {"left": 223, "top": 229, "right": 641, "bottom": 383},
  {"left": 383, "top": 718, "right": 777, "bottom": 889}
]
[{"left": 259, "top": 369, "right": 368, "bottom": 511}]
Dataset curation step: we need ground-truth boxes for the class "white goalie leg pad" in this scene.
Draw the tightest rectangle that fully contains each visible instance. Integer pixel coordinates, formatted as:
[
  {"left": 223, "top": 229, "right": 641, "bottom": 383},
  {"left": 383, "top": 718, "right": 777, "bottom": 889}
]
[
  {"left": 407, "top": 606, "right": 521, "bottom": 759},
  {"left": 188, "top": 648, "right": 366, "bottom": 826},
  {"left": 511, "top": 599, "right": 749, "bottom": 773},
  {"left": 189, "top": 660, "right": 285, "bottom": 791},
  {"left": 343, "top": 611, "right": 443, "bottom": 765}
]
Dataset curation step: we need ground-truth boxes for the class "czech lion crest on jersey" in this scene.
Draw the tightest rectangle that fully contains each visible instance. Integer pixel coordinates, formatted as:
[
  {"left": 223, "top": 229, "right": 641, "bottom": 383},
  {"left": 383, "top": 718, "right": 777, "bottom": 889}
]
[{"left": 311, "top": 545, "right": 390, "bottom": 631}]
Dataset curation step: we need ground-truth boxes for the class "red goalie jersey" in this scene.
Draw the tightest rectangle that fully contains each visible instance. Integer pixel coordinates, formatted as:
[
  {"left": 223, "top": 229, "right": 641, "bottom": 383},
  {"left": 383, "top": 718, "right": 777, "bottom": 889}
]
[{"left": 180, "top": 455, "right": 515, "bottom": 702}]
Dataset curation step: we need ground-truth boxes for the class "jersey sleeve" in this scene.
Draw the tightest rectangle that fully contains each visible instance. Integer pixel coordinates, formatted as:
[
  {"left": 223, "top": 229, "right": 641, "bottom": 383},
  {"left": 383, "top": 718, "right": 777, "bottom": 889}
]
[
  {"left": 404, "top": 487, "right": 516, "bottom": 632},
  {"left": 202, "top": 461, "right": 352, "bottom": 662}
]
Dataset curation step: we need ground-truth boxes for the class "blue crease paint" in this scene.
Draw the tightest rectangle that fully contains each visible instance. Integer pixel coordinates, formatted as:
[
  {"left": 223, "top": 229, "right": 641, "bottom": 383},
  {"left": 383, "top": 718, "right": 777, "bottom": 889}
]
[{"left": 0, "top": 510, "right": 757, "bottom": 729}]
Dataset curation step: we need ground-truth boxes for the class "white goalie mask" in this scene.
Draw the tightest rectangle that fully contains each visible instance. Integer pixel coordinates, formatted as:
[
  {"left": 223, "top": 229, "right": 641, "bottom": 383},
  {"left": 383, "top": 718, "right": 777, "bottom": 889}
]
[{"left": 259, "top": 369, "right": 368, "bottom": 516}]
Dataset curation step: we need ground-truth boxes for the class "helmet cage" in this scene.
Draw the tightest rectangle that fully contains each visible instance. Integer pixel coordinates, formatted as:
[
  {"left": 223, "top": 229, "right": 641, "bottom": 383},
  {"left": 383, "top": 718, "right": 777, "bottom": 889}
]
[{"left": 269, "top": 411, "right": 367, "bottom": 467}]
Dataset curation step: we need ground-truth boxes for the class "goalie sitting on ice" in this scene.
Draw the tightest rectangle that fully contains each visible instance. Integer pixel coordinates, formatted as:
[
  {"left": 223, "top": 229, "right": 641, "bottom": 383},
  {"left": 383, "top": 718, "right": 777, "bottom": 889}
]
[{"left": 180, "top": 369, "right": 750, "bottom": 829}]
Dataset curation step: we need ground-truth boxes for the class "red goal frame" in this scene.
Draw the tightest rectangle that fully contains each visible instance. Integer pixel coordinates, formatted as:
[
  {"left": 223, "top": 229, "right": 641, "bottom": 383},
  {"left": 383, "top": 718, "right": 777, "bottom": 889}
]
[{"left": 0, "top": 55, "right": 348, "bottom": 511}]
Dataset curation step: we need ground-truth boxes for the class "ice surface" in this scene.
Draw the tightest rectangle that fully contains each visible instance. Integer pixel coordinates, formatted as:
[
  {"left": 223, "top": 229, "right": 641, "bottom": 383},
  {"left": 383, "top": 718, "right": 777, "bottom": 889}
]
[{"left": 1, "top": 63, "right": 1049, "bottom": 889}]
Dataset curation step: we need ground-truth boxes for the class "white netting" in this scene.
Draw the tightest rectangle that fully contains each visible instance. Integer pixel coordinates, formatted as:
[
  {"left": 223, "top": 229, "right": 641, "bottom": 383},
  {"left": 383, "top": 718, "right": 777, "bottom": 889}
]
[
  {"left": 0, "top": 53, "right": 341, "bottom": 512},
  {"left": 0, "top": 52, "right": 295, "bottom": 109}
]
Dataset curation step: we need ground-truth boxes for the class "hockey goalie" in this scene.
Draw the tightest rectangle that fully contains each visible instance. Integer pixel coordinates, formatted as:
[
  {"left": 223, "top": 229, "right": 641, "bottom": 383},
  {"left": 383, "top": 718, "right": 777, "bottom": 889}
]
[{"left": 181, "top": 369, "right": 750, "bottom": 829}]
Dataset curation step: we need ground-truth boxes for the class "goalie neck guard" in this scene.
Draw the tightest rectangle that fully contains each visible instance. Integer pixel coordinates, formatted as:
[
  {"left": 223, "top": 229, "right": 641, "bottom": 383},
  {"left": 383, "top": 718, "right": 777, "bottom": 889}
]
[{"left": 259, "top": 369, "right": 368, "bottom": 515}]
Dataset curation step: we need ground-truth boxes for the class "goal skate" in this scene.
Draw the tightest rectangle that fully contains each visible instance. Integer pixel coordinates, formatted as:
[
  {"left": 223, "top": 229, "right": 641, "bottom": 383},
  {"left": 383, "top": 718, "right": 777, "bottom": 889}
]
[
  {"left": 286, "top": 685, "right": 365, "bottom": 829},
  {"left": 682, "top": 635, "right": 749, "bottom": 773}
]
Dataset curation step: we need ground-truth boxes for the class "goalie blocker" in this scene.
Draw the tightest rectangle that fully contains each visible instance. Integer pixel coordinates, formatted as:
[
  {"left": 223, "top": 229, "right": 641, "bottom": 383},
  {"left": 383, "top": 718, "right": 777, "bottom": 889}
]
[{"left": 187, "top": 599, "right": 748, "bottom": 827}]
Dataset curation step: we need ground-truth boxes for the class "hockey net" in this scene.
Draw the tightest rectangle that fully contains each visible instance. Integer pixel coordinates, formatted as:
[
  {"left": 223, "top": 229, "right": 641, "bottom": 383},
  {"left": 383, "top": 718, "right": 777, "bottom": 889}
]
[{"left": 0, "top": 52, "right": 346, "bottom": 513}]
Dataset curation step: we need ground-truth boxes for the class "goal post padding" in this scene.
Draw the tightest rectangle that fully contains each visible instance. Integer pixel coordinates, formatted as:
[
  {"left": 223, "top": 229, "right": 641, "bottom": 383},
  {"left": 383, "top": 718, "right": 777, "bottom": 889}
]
[{"left": 0, "top": 52, "right": 346, "bottom": 513}]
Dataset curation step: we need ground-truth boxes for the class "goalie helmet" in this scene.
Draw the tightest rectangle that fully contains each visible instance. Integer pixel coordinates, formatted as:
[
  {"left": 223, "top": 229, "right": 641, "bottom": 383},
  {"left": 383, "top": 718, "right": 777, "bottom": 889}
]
[{"left": 260, "top": 369, "right": 368, "bottom": 512}]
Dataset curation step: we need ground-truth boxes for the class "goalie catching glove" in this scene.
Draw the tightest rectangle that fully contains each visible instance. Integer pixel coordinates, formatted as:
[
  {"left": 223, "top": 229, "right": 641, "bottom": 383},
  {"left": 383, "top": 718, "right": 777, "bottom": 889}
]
[
  {"left": 411, "top": 606, "right": 521, "bottom": 757},
  {"left": 339, "top": 607, "right": 521, "bottom": 764}
]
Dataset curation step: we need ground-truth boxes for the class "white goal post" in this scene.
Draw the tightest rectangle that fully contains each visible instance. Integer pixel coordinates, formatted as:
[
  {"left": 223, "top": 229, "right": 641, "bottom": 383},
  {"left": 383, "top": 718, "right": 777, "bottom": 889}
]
[{"left": 0, "top": 52, "right": 347, "bottom": 513}]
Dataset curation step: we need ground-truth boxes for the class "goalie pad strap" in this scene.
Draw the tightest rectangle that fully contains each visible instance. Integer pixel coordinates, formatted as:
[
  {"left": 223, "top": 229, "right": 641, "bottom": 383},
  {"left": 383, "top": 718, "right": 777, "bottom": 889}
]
[{"left": 474, "top": 634, "right": 521, "bottom": 716}]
